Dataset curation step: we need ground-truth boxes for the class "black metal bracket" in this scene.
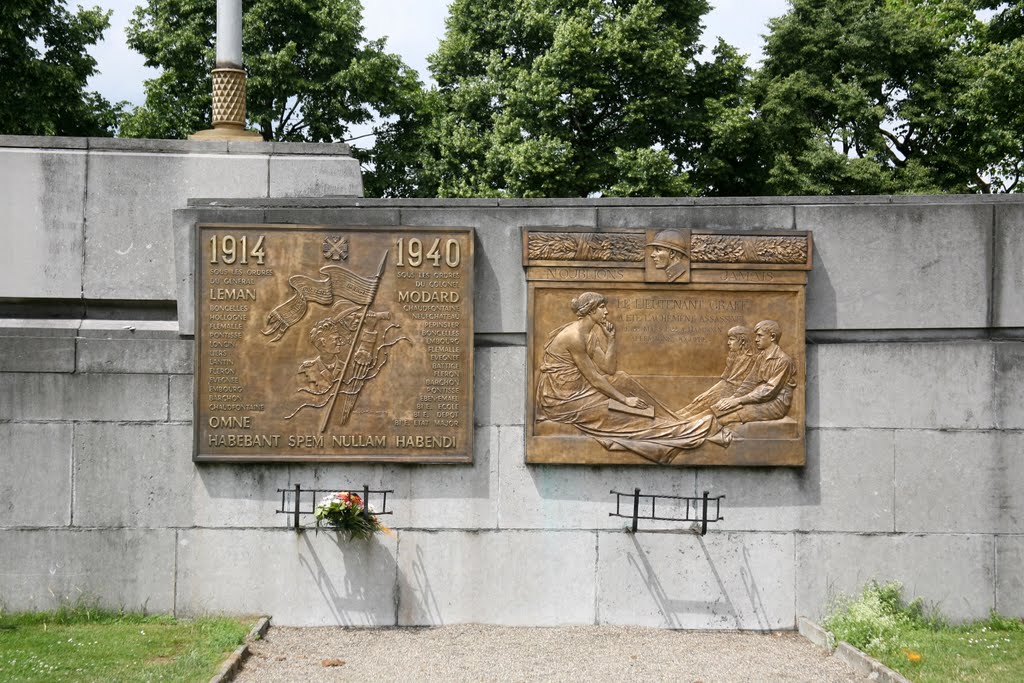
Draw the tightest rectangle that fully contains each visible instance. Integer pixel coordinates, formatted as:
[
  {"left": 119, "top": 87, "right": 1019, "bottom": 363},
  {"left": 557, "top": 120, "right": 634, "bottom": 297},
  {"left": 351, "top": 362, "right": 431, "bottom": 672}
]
[
  {"left": 275, "top": 484, "right": 394, "bottom": 530},
  {"left": 609, "top": 488, "right": 724, "bottom": 535}
]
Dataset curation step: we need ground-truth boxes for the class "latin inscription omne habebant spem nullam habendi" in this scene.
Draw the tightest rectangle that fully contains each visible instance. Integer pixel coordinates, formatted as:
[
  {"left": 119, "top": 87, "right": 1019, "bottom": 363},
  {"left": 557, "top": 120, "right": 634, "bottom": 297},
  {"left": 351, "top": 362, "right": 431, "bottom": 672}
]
[
  {"left": 524, "top": 228, "right": 812, "bottom": 467},
  {"left": 194, "top": 225, "right": 474, "bottom": 463}
]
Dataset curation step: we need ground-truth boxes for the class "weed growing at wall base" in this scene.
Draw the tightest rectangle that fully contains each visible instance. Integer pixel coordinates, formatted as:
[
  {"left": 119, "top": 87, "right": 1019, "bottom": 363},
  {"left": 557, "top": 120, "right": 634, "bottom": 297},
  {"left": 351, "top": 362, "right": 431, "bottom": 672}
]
[
  {"left": 825, "top": 581, "right": 1024, "bottom": 682},
  {"left": 0, "top": 607, "right": 251, "bottom": 682}
]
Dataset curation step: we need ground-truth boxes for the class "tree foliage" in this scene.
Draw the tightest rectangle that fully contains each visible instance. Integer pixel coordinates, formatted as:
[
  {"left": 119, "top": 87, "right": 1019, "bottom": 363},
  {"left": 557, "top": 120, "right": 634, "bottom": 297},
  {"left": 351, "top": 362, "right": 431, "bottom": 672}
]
[
  {"left": 122, "top": 0, "right": 422, "bottom": 195},
  {"left": 418, "top": 0, "right": 746, "bottom": 197},
  {"left": 748, "top": 0, "right": 1024, "bottom": 194},
  {"left": 0, "top": 0, "right": 120, "bottom": 136}
]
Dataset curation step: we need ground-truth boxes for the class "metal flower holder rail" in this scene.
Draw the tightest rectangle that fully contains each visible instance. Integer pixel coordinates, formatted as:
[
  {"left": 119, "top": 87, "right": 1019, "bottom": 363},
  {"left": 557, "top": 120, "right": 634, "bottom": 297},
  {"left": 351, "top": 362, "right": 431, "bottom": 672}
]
[
  {"left": 609, "top": 488, "right": 725, "bottom": 535},
  {"left": 276, "top": 484, "right": 393, "bottom": 530}
]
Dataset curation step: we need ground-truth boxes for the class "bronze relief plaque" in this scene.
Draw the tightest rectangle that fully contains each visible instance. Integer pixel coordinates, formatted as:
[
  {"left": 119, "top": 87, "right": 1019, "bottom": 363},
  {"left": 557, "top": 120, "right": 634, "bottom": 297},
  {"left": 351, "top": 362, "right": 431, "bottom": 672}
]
[
  {"left": 524, "top": 228, "right": 812, "bottom": 466},
  {"left": 195, "top": 224, "right": 474, "bottom": 462}
]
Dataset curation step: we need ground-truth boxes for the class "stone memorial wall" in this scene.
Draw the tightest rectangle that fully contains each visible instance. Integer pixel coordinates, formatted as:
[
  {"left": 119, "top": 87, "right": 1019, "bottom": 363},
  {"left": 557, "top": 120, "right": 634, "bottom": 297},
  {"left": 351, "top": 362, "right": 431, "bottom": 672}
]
[{"left": 1, "top": 136, "right": 1022, "bottom": 628}]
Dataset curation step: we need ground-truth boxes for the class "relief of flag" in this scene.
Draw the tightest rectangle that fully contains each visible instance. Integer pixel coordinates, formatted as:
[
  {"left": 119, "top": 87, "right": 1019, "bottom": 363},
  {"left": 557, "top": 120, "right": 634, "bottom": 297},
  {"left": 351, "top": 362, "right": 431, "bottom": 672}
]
[{"left": 262, "top": 265, "right": 382, "bottom": 342}]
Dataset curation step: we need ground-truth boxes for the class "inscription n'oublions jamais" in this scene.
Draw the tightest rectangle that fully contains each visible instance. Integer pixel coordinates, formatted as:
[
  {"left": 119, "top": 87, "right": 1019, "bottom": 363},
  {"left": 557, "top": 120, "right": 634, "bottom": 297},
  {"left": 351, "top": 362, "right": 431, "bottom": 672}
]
[{"left": 195, "top": 225, "right": 474, "bottom": 463}]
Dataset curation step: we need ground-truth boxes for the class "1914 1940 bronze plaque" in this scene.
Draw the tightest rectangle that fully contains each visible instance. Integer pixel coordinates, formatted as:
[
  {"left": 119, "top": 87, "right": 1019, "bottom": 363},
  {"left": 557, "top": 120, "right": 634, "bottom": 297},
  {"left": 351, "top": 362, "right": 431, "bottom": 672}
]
[
  {"left": 194, "top": 224, "right": 474, "bottom": 463},
  {"left": 524, "top": 227, "right": 812, "bottom": 467}
]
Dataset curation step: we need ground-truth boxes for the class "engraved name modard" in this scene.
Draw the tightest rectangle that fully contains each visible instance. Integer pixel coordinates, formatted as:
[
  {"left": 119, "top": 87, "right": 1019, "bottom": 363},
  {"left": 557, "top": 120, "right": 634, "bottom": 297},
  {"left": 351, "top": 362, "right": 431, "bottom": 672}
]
[{"left": 195, "top": 225, "right": 474, "bottom": 462}]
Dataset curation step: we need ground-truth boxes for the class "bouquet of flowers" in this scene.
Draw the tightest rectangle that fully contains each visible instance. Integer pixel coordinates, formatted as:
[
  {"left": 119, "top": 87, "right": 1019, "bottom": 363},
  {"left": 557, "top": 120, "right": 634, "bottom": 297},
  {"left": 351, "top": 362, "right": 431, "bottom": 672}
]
[{"left": 313, "top": 491, "right": 391, "bottom": 539}]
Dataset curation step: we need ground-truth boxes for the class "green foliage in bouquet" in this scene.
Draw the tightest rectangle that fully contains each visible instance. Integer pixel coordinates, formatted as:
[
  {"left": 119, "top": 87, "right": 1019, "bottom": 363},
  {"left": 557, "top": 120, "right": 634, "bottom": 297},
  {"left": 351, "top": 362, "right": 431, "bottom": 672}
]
[{"left": 313, "top": 491, "right": 391, "bottom": 540}]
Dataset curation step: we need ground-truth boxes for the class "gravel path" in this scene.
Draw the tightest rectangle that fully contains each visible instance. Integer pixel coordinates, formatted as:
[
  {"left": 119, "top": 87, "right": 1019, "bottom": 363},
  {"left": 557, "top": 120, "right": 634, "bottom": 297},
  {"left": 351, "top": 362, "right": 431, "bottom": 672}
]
[{"left": 235, "top": 624, "right": 868, "bottom": 682}]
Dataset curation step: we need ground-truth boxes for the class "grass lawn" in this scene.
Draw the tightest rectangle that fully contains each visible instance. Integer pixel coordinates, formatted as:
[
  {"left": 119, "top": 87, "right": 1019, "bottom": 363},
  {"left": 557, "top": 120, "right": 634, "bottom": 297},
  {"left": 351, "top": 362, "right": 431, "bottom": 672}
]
[
  {"left": 883, "top": 618, "right": 1024, "bottom": 682},
  {"left": 826, "top": 582, "right": 1024, "bottom": 683},
  {"left": 0, "top": 608, "right": 252, "bottom": 683}
]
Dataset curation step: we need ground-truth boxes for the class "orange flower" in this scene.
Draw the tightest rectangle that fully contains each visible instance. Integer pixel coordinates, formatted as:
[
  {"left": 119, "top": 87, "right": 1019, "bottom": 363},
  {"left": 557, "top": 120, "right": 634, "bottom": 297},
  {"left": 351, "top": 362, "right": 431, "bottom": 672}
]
[{"left": 902, "top": 649, "right": 922, "bottom": 663}]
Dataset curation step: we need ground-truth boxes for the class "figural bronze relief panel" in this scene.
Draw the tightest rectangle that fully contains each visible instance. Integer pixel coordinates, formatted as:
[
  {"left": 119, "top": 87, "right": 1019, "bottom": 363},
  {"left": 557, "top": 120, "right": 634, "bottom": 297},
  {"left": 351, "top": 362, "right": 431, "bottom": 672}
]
[
  {"left": 195, "top": 224, "right": 474, "bottom": 463},
  {"left": 524, "top": 227, "right": 812, "bottom": 466}
]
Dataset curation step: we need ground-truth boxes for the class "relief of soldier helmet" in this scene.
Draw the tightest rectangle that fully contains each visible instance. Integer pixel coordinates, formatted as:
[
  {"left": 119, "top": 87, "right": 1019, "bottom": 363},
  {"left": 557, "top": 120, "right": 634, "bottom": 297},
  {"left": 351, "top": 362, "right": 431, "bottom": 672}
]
[{"left": 647, "top": 229, "right": 689, "bottom": 256}]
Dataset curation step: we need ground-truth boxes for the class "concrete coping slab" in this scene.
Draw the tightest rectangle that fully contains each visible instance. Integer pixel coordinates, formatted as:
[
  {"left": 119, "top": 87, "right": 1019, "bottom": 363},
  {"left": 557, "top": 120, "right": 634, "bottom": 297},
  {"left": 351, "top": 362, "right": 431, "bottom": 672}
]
[
  {"left": 270, "top": 141, "right": 353, "bottom": 156},
  {"left": 183, "top": 195, "right": 1024, "bottom": 209},
  {"left": 86, "top": 137, "right": 228, "bottom": 154},
  {"left": 0, "top": 136, "right": 355, "bottom": 158},
  {"left": 77, "top": 319, "right": 181, "bottom": 338},
  {"left": 0, "top": 135, "right": 88, "bottom": 149},
  {"left": 0, "top": 319, "right": 81, "bottom": 336},
  {"left": 185, "top": 197, "right": 503, "bottom": 208}
]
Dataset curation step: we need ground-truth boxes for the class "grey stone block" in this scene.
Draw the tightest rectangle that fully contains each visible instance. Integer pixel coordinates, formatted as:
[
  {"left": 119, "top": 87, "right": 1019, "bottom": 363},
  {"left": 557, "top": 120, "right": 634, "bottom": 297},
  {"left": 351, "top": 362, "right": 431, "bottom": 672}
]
[
  {"left": 173, "top": 207, "right": 266, "bottom": 337},
  {"left": 400, "top": 207, "right": 598, "bottom": 334},
  {"left": 175, "top": 528, "right": 397, "bottom": 625},
  {"left": 407, "top": 426, "right": 498, "bottom": 529},
  {"left": 73, "top": 423, "right": 195, "bottom": 527},
  {"left": 0, "top": 319, "right": 80, "bottom": 336},
  {"left": 260, "top": 207, "right": 400, "bottom": 226},
  {"left": 474, "top": 345, "right": 527, "bottom": 427},
  {"left": 0, "top": 134, "right": 88, "bottom": 149},
  {"left": 596, "top": 531, "right": 795, "bottom": 629},
  {"left": 797, "top": 204, "right": 992, "bottom": 330},
  {"left": 798, "top": 616, "right": 835, "bottom": 651},
  {"left": 0, "top": 148, "right": 86, "bottom": 298},
  {"left": 397, "top": 530, "right": 596, "bottom": 625},
  {"left": 87, "top": 137, "right": 228, "bottom": 154},
  {"left": 270, "top": 142, "right": 353, "bottom": 156},
  {"left": 0, "top": 373, "right": 168, "bottom": 421},
  {"left": 996, "top": 342, "right": 1024, "bottom": 429},
  {"left": 193, "top": 459, "right": 414, "bottom": 530},
  {"left": 0, "top": 528, "right": 175, "bottom": 612},
  {"left": 996, "top": 536, "right": 1024, "bottom": 617},
  {"left": 77, "top": 320, "right": 181, "bottom": 338},
  {"left": 833, "top": 642, "right": 876, "bottom": 679},
  {"left": 0, "top": 336, "right": 75, "bottom": 372},
  {"left": 283, "top": 461, "right": 414, "bottom": 529},
  {"left": 269, "top": 155, "right": 363, "bottom": 197},
  {"left": 795, "top": 533, "right": 995, "bottom": 622},
  {"left": 0, "top": 423, "right": 72, "bottom": 526},
  {"left": 191, "top": 463, "right": 294, "bottom": 528},
  {"left": 895, "top": 430, "right": 1023, "bottom": 534},
  {"left": 84, "top": 150, "right": 269, "bottom": 301},
  {"left": 807, "top": 342, "right": 996, "bottom": 429},
  {"left": 76, "top": 336, "right": 193, "bottom": 374},
  {"left": 994, "top": 206, "right": 1024, "bottom": 327},
  {"left": 222, "top": 140, "right": 271, "bottom": 155},
  {"left": 695, "top": 428, "right": 895, "bottom": 533},
  {"left": 497, "top": 425, "right": 701, "bottom": 530},
  {"left": 169, "top": 375, "right": 193, "bottom": 421},
  {"left": 597, "top": 205, "right": 795, "bottom": 231}
]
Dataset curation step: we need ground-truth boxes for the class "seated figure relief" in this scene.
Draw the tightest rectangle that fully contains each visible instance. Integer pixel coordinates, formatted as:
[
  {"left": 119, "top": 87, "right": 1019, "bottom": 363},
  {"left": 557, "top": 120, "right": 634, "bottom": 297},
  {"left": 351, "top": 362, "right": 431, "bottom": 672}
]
[
  {"left": 710, "top": 319, "right": 796, "bottom": 425},
  {"left": 535, "top": 295, "right": 797, "bottom": 464},
  {"left": 676, "top": 325, "right": 756, "bottom": 419},
  {"left": 535, "top": 291, "right": 734, "bottom": 465}
]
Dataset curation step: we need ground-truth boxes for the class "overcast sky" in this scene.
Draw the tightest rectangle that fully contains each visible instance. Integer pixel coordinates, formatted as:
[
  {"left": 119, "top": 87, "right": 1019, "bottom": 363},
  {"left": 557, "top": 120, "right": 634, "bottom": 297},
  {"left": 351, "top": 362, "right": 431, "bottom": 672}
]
[{"left": 86, "top": 0, "right": 790, "bottom": 107}]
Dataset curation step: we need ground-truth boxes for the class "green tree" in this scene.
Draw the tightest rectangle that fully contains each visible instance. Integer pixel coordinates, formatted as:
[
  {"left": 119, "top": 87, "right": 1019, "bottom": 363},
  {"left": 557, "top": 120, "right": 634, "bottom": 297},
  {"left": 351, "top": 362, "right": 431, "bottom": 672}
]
[
  {"left": 122, "top": 0, "right": 423, "bottom": 196},
  {"left": 0, "top": 0, "right": 121, "bottom": 136},
  {"left": 420, "top": 0, "right": 745, "bottom": 197},
  {"left": 751, "top": 0, "right": 1024, "bottom": 194}
]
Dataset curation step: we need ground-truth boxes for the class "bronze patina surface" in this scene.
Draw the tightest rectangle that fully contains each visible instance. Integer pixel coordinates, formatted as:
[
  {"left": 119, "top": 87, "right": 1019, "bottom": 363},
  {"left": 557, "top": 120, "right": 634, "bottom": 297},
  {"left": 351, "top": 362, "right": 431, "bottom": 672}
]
[
  {"left": 195, "top": 224, "right": 474, "bottom": 462},
  {"left": 524, "top": 227, "right": 811, "bottom": 466}
]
